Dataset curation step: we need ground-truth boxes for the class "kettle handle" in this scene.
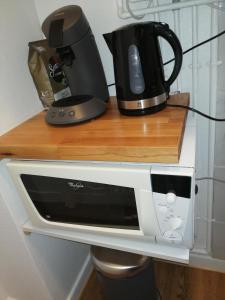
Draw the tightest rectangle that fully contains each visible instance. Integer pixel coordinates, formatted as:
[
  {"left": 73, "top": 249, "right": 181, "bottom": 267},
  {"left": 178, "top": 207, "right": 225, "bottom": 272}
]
[{"left": 155, "top": 23, "right": 183, "bottom": 91}]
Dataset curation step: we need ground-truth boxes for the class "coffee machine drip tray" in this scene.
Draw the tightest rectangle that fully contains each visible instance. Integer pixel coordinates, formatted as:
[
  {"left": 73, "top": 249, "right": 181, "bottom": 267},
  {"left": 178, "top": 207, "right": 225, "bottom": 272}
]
[{"left": 45, "top": 95, "right": 107, "bottom": 125}]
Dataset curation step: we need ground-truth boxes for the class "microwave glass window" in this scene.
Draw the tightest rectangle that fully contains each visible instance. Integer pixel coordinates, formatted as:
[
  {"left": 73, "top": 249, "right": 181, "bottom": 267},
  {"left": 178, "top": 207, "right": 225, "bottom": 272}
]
[{"left": 20, "top": 174, "right": 139, "bottom": 230}]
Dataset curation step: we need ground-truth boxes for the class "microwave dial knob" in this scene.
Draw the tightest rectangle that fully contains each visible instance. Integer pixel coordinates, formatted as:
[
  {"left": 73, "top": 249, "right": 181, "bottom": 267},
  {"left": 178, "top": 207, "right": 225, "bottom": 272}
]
[
  {"left": 166, "top": 192, "right": 176, "bottom": 204},
  {"left": 169, "top": 217, "right": 182, "bottom": 230}
]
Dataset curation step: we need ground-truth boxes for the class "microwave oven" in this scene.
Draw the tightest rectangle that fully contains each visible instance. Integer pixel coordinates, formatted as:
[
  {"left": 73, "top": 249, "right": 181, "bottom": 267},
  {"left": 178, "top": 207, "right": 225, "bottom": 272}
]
[{"left": 5, "top": 159, "right": 195, "bottom": 263}]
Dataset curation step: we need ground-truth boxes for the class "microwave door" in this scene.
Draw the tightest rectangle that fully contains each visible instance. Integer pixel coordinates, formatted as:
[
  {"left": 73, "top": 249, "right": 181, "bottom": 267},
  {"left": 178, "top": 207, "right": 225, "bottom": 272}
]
[{"left": 20, "top": 174, "right": 140, "bottom": 230}]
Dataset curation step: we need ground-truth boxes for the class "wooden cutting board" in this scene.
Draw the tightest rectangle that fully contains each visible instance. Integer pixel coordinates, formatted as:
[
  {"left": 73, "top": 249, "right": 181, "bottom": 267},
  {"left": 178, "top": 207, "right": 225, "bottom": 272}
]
[{"left": 0, "top": 93, "right": 189, "bottom": 163}]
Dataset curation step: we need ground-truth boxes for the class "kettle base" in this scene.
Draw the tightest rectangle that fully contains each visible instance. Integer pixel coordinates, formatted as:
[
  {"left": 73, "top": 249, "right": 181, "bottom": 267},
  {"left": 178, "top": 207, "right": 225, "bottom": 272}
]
[{"left": 119, "top": 102, "right": 166, "bottom": 116}]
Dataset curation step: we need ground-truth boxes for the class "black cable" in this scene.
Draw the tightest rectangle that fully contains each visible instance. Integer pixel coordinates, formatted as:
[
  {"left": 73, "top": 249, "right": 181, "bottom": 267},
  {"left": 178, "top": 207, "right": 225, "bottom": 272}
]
[
  {"left": 196, "top": 177, "right": 225, "bottom": 184},
  {"left": 164, "top": 29, "right": 225, "bottom": 66},
  {"left": 167, "top": 103, "right": 225, "bottom": 121}
]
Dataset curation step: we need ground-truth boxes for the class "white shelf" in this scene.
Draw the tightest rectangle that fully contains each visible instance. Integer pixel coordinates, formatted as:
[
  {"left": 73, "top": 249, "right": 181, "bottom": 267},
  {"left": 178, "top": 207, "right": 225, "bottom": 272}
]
[{"left": 23, "top": 220, "right": 190, "bottom": 264}]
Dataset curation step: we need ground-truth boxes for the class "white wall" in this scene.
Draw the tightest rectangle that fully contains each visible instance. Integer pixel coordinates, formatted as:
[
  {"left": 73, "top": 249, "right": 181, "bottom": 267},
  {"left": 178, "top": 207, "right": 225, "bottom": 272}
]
[
  {"left": 0, "top": 1, "right": 51, "bottom": 298},
  {"left": 0, "top": 193, "right": 52, "bottom": 300},
  {"left": 0, "top": 0, "right": 43, "bottom": 135},
  {"left": 26, "top": 234, "right": 90, "bottom": 300},
  {"left": 0, "top": 285, "right": 7, "bottom": 300},
  {"left": 212, "top": 9, "right": 225, "bottom": 260},
  {"left": 34, "top": 0, "right": 220, "bottom": 256}
]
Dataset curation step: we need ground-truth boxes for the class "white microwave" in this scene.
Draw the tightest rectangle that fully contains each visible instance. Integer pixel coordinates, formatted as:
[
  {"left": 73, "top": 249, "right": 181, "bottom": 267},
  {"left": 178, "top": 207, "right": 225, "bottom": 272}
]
[{"left": 6, "top": 159, "right": 195, "bottom": 264}]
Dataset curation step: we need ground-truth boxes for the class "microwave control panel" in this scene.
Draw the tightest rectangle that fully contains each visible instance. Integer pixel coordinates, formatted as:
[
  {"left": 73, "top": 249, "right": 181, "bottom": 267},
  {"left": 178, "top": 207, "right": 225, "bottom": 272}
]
[{"left": 151, "top": 171, "right": 193, "bottom": 247}]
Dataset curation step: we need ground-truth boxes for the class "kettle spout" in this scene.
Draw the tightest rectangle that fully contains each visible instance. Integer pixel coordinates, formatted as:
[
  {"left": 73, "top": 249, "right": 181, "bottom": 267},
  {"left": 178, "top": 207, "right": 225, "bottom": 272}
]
[{"left": 103, "top": 32, "right": 113, "bottom": 54}]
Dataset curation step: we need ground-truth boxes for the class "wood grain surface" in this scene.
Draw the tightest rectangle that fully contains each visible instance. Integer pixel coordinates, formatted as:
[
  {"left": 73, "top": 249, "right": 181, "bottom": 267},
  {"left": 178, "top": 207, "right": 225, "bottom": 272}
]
[
  {"left": 78, "top": 261, "right": 225, "bottom": 300},
  {"left": 0, "top": 93, "right": 189, "bottom": 163}
]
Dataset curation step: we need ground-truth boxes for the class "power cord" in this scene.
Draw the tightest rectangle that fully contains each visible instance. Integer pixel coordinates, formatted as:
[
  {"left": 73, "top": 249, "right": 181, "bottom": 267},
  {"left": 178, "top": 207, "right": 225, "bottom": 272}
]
[
  {"left": 164, "top": 29, "right": 225, "bottom": 65},
  {"left": 166, "top": 103, "right": 225, "bottom": 122},
  {"left": 196, "top": 177, "right": 225, "bottom": 184}
]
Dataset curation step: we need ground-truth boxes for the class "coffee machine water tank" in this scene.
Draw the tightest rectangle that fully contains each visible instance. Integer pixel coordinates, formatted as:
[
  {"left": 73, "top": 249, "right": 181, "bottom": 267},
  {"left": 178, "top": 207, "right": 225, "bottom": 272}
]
[{"left": 42, "top": 5, "right": 109, "bottom": 102}]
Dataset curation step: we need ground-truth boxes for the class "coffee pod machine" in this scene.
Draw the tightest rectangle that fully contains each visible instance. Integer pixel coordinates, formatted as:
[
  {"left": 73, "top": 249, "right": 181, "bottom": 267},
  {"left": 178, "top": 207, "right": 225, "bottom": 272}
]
[{"left": 42, "top": 5, "right": 109, "bottom": 125}]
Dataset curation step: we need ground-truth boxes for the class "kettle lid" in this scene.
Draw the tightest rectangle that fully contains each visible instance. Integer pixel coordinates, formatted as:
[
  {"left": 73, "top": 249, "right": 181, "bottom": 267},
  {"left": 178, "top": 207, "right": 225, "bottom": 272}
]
[
  {"left": 42, "top": 5, "right": 90, "bottom": 47},
  {"left": 111, "top": 21, "right": 160, "bottom": 35}
]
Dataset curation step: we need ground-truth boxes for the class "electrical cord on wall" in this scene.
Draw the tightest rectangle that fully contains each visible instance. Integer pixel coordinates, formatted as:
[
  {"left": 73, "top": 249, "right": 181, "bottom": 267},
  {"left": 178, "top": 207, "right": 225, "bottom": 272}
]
[
  {"left": 166, "top": 103, "right": 225, "bottom": 121},
  {"left": 196, "top": 177, "right": 225, "bottom": 184},
  {"left": 164, "top": 29, "right": 225, "bottom": 65}
]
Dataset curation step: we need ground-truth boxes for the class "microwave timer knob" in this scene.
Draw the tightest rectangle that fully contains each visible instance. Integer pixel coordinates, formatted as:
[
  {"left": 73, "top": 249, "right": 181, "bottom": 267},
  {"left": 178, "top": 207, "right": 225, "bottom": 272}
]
[
  {"left": 166, "top": 191, "right": 176, "bottom": 204},
  {"left": 169, "top": 217, "right": 182, "bottom": 230}
]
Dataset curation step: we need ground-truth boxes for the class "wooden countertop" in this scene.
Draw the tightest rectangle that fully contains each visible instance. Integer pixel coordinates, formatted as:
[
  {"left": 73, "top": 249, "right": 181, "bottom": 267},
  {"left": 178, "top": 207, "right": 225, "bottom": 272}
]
[{"left": 0, "top": 93, "right": 189, "bottom": 163}]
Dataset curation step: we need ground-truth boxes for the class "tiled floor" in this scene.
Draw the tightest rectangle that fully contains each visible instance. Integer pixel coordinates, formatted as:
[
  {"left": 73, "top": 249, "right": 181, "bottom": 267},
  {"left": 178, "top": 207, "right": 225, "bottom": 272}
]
[{"left": 79, "top": 260, "right": 225, "bottom": 300}]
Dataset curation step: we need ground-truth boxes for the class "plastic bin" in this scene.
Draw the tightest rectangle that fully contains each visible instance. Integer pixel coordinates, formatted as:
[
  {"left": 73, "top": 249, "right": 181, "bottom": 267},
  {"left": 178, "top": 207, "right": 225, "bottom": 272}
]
[{"left": 91, "top": 246, "right": 158, "bottom": 300}]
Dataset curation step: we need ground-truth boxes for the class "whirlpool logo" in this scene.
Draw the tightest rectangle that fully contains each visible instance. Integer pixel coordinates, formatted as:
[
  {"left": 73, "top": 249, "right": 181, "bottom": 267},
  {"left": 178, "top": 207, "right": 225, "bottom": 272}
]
[{"left": 68, "top": 181, "right": 84, "bottom": 190}]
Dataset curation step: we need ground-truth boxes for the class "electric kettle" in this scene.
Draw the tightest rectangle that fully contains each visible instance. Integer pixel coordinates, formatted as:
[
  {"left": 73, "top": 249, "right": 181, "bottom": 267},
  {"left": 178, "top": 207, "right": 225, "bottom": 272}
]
[{"left": 104, "top": 22, "right": 183, "bottom": 115}]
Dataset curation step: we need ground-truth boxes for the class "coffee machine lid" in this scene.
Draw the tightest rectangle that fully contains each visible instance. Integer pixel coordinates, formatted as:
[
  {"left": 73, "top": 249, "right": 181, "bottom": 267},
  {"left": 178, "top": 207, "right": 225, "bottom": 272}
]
[{"left": 42, "top": 5, "right": 90, "bottom": 48}]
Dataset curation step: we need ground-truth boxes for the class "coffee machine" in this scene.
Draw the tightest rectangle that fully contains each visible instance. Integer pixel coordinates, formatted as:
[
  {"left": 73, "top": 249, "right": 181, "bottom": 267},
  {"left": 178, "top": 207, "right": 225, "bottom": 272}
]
[
  {"left": 42, "top": 5, "right": 109, "bottom": 125},
  {"left": 104, "top": 22, "right": 183, "bottom": 116}
]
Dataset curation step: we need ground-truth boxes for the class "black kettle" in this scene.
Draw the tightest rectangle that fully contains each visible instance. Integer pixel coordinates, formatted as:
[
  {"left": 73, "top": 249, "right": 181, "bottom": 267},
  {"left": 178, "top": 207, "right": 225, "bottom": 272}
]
[{"left": 103, "top": 22, "right": 183, "bottom": 115}]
